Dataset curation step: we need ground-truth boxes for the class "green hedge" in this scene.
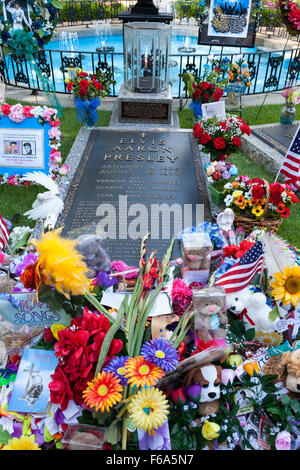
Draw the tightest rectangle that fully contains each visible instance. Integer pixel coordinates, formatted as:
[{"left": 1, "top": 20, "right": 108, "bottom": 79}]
[{"left": 60, "top": 1, "right": 126, "bottom": 22}]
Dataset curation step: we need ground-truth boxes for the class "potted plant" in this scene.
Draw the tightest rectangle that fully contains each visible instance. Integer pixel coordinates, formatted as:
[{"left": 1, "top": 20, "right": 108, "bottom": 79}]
[
  {"left": 193, "top": 113, "right": 251, "bottom": 162},
  {"left": 222, "top": 175, "right": 299, "bottom": 233},
  {"left": 66, "top": 70, "right": 115, "bottom": 127},
  {"left": 280, "top": 87, "right": 300, "bottom": 125},
  {"left": 205, "top": 161, "right": 238, "bottom": 206}
]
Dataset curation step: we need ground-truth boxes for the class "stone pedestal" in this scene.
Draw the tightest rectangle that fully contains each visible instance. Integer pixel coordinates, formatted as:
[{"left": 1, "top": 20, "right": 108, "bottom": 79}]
[{"left": 117, "top": 83, "right": 173, "bottom": 125}]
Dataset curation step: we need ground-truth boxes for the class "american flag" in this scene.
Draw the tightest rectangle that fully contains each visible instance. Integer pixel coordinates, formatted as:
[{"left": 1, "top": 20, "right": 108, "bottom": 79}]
[
  {"left": 279, "top": 124, "right": 300, "bottom": 190},
  {"left": 0, "top": 214, "right": 10, "bottom": 252},
  {"left": 215, "top": 241, "right": 264, "bottom": 293}
]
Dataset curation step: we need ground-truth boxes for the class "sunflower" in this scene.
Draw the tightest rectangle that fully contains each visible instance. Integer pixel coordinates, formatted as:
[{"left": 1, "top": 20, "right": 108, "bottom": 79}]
[
  {"left": 127, "top": 387, "right": 169, "bottom": 434},
  {"left": 271, "top": 265, "right": 300, "bottom": 307},
  {"left": 82, "top": 370, "right": 123, "bottom": 413},
  {"left": 251, "top": 205, "right": 264, "bottom": 217},
  {"left": 2, "top": 435, "right": 40, "bottom": 450},
  {"left": 31, "top": 228, "right": 90, "bottom": 298},
  {"left": 124, "top": 356, "right": 165, "bottom": 388}
]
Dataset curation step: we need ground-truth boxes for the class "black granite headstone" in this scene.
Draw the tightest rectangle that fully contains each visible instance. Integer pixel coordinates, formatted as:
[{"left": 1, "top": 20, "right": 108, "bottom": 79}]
[
  {"left": 56, "top": 130, "right": 210, "bottom": 265},
  {"left": 252, "top": 123, "right": 299, "bottom": 156}
]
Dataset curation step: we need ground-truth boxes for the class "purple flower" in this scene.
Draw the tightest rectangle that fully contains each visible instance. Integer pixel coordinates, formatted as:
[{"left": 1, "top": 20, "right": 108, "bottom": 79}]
[
  {"left": 103, "top": 356, "right": 129, "bottom": 385},
  {"left": 15, "top": 253, "right": 38, "bottom": 277},
  {"left": 97, "top": 271, "right": 118, "bottom": 289},
  {"left": 185, "top": 383, "right": 202, "bottom": 402},
  {"left": 221, "top": 170, "right": 231, "bottom": 180},
  {"left": 141, "top": 338, "right": 179, "bottom": 373},
  {"left": 138, "top": 421, "right": 171, "bottom": 450}
]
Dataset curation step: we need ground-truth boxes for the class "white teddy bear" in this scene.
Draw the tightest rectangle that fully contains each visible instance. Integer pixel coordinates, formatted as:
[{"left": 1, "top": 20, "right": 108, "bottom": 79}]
[{"left": 226, "top": 287, "right": 276, "bottom": 334}]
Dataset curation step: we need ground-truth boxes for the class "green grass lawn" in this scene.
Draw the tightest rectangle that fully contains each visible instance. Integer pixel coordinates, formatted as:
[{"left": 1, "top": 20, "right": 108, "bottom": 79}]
[{"left": 0, "top": 100, "right": 111, "bottom": 230}]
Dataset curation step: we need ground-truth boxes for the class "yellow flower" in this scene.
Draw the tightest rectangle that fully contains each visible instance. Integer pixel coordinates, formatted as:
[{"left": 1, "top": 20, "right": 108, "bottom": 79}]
[
  {"left": 232, "top": 190, "right": 243, "bottom": 198},
  {"left": 32, "top": 228, "right": 90, "bottom": 298},
  {"left": 271, "top": 265, "right": 300, "bottom": 307},
  {"left": 251, "top": 205, "right": 264, "bottom": 217},
  {"left": 243, "top": 361, "right": 259, "bottom": 376},
  {"left": 50, "top": 324, "right": 67, "bottom": 341},
  {"left": 82, "top": 371, "right": 123, "bottom": 413},
  {"left": 202, "top": 420, "right": 220, "bottom": 440},
  {"left": 255, "top": 331, "right": 282, "bottom": 347},
  {"left": 2, "top": 435, "right": 40, "bottom": 450},
  {"left": 127, "top": 387, "right": 169, "bottom": 434}
]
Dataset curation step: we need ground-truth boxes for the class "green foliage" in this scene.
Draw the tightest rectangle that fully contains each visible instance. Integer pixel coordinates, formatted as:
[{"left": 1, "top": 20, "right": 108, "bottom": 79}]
[{"left": 0, "top": 425, "right": 12, "bottom": 445}]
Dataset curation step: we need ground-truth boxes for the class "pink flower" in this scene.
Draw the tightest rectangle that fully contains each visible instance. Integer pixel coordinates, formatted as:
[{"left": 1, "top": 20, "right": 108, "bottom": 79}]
[
  {"left": 171, "top": 278, "right": 193, "bottom": 315},
  {"left": 49, "top": 118, "right": 60, "bottom": 127},
  {"left": 48, "top": 127, "right": 61, "bottom": 140},
  {"left": 275, "top": 431, "right": 291, "bottom": 450},
  {"left": 9, "top": 104, "right": 25, "bottom": 123},
  {"left": 58, "top": 164, "right": 70, "bottom": 176},
  {"left": 43, "top": 107, "right": 57, "bottom": 122},
  {"left": 22, "top": 105, "right": 34, "bottom": 118},
  {"left": 281, "top": 88, "right": 294, "bottom": 99},
  {"left": 1, "top": 103, "right": 11, "bottom": 116},
  {"left": 50, "top": 149, "right": 62, "bottom": 165}
]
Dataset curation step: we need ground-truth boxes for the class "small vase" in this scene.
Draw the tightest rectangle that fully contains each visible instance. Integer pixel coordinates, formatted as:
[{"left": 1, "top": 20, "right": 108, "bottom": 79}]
[
  {"left": 209, "top": 185, "right": 224, "bottom": 207},
  {"left": 280, "top": 105, "right": 296, "bottom": 126},
  {"left": 189, "top": 100, "right": 203, "bottom": 121},
  {"left": 74, "top": 96, "right": 101, "bottom": 128}
]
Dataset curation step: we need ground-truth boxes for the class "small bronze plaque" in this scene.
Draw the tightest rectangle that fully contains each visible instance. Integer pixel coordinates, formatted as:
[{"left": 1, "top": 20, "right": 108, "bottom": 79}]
[{"left": 120, "top": 100, "right": 171, "bottom": 123}]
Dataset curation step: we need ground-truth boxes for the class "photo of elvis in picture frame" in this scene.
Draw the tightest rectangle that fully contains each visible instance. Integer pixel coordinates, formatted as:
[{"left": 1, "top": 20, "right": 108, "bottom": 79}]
[{"left": 2, "top": 0, "right": 32, "bottom": 31}]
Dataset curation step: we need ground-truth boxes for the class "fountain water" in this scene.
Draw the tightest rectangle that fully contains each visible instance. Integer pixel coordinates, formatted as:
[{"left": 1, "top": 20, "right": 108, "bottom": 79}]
[
  {"left": 59, "top": 31, "right": 79, "bottom": 56},
  {"left": 95, "top": 20, "right": 114, "bottom": 53}
]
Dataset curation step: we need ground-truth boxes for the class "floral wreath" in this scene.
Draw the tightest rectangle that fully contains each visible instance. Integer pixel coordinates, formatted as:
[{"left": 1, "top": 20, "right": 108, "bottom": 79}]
[
  {"left": 0, "top": 103, "right": 68, "bottom": 186},
  {"left": 0, "top": 0, "right": 62, "bottom": 56}
]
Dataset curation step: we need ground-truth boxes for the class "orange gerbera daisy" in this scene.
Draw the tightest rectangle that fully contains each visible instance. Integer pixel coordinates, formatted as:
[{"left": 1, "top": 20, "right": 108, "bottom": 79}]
[
  {"left": 248, "top": 198, "right": 260, "bottom": 207},
  {"left": 234, "top": 195, "right": 246, "bottom": 209},
  {"left": 231, "top": 181, "right": 240, "bottom": 188},
  {"left": 124, "top": 356, "right": 165, "bottom": 388},
  {"left": 277, "top": 202, "right": 286, "bottom": 213},
  {"left": 82, "top": 371, "right": 123, "bottom": 413}
]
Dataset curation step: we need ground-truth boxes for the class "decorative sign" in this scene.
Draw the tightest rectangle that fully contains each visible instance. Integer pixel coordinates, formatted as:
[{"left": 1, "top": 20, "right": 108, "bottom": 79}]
[
  {"left": 201, "top": 100, "right": 226, "bottom": 120},
  {"left": 0, "top": 126, "right": 44, "bottom": 171},
  {"left": 0, "top": 292, "right": 71, "bottom": 328},
  {"left": 198, "top": 0, "right": 256, "bottom": 47},
  {"left": 120, "top": 101, "right": 171, "bottom": 123}
]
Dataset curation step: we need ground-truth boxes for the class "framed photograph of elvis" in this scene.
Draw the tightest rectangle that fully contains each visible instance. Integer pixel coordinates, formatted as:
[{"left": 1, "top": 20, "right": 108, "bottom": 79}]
[
  {"left": 198, "top": 0, "right": 257, "bottom": 48},
  {"left": 2, "top": 0, "right": 32, "bottom": 32}
]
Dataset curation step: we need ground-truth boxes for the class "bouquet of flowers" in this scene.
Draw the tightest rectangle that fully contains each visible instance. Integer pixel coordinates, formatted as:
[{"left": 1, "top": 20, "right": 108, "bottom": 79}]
[
  {"left": 212, "top": 57, "right": 252, "bottom": 89},
  {"left": 193, "top": 114, "right": 251, "bottom": 161},
  {"left": 223, "top": 176, "right": 299, "bottom": 220},
  {"left": 66, "top": 70, "right": 114, "bottom": 127},
  {"left": 281, "top": 87, "right": 300, "bottom": 108},
  {"left": 206, "top": 161, "right": 239, "bottom": 186},
  {"left": 280, "top": 0, "right": 300, "bottom": 35}
]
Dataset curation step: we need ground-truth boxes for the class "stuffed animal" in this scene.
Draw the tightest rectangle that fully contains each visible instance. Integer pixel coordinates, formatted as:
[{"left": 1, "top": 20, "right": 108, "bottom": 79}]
[
  {"left": 193, "top": 287, "right": 228, "bottom": 344},
  {"left": 226, "top": 287, "right": 275, "bottom": 334},
  {"left": 262, "top": 349, "right": 300, "bottom": 397},
  {"left": 183, "top": 363, "right": 222, "bottom": 416},
  {"left": 77, "top": 234, "right": 111, "bottom": 277}
]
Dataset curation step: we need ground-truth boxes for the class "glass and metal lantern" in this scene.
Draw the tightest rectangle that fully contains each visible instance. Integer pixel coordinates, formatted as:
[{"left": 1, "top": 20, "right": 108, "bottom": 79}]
[{"left": 124, "top": 22, "right": 171, "bottom": 94}]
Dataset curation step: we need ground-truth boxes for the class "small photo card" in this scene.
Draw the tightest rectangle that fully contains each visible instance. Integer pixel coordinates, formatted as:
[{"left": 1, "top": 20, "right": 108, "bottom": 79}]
[{"left": 201, "top": 100, "right": 226, "bottom": 120}]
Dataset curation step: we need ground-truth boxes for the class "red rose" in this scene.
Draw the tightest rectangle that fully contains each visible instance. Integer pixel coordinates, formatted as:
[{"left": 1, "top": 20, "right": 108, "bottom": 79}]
[
  {"left": 49, "top": 366, "right": 73, "bottom": 411},
  {"left": 1, "top": 103, "right": 11, "bottom": 116},
  {"left": 193, "top": 123, "right": 204, "bottom": 139},
  {"left": 43, "top": 327, "right": 54, "bottom": 343},
  {"left": 67, "top": 81, "right": 74, "bottom": 92},
  {"left": 198, "top": 132, "right": 211, "bottom": 145},
  {"left": 212, "top": 92, "right": 221, "bottom": 102},
  {"left": 193, "top": 89, "right": 201, "bottom": 99},
  {"left": 78, "top": 72, "right": 89, "bottom": 78},
  {"left": 270, "top": 182, "right": 285, "bottom": 205},
  {"left": 202, "top": 93, "right": 210, "bottom": 102},
  {"left": 199, "top": 82, "right": 209, "bottom": 89},
  {"left": 79, "top": 79, "right": 90, "bottom": 89},
  {"left": 291, "top": 193, "right": 299, "bottom": 203},
  {"left": 72, "top": 373, "right": 94, "bottom": 406},
  {"left": 71, "top": 308, "right": 110, "bottom": 337},
  {"left": 213, "top": 137, "right": 226, "bottom": 149},
  {"left": 168, "top": 387, "right": 186, "bottom": 405},
  {"left": 55, "top": 328, "right": 90, "bottom": 363},
  {"left": 208, "top": 83, "right": 215, "bottom": 90},
  {"left": 212, "top": 170, "right": 222, "bottom": 181},
  {"left": 240, "top": 123, "right": 251, "bottom": 136},
  {"left": 235, "top": 240, "right": 255, "bottom": 258},
  {"left": 252, "top": 184, "right": 265, "bottom": 199},
  {"left": 215, "top": 87, "right": 223, "bottom": 96},
  {"left": 223, "top": 244, "right": 239, "bottom": 258},
  {"left": 232, "top": 136, "right": 242, "bottom": 147}
]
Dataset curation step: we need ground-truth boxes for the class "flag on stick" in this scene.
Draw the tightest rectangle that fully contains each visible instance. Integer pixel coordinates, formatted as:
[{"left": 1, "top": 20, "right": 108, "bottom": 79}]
[
  {"left": 276, "top": 124, "right": 300, "bottom": 190},
  {"left": 215, "top": 241, "right": 264, "bottom": 293},
  {"left": 0, "top": 215, "right": 10, "bottom": 252}
]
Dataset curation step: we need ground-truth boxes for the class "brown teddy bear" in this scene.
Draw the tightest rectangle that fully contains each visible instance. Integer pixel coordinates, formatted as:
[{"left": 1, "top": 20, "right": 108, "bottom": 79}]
[
  {"left": 262, "top": 349, "right": 300, "bottom": 398},
  {"left": 193, "top": 287, "right": 228, "bottom": 344}
]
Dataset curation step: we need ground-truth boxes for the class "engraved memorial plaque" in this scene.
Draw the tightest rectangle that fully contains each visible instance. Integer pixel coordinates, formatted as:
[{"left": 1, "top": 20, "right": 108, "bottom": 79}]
[{"left": 56, "top": 130, "right": 210, "bottom": 264}]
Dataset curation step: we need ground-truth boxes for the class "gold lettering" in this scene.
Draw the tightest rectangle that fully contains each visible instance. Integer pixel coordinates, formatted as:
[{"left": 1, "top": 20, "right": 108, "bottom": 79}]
[
  {"left": 112, "top": 146, "right": 122, "bottom": 151},
  {"left": 114, "top": 154, "right": 122, "bottom": 161},
  {"left": 126, "top": 154, "right": 133, "bottom": 161},
  {"left": 124, "top": 146, "right": 134, "bottom": 151},
  {"left": 104, "top": 154, "right": 112, "bottom": 160},
  {"left": 148, "top": 146, "right": 160, "bottom": 152},
  {"left": 120, "top": 138, "right": 126, "bottom": 143},
  {"left": 137, "top": 146, "right": 145, "bottom": 151},
  {"left": 157, "top": 156, "right": 165, "bottom": 162},
  {"left": 167, "top": 156, "right": 178, "bottom": 163},
  {"left": 147, "top": 155, "right": 154, "bottom": 162},
  {"left": 137, "top": 155, "right": 144, "bottom": 161}
]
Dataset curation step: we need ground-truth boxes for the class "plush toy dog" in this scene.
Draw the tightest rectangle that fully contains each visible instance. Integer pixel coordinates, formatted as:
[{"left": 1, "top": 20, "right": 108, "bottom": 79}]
[
  {"left": 226, "top": 287, "right": 275, "bottom": 334},
  {"left": 183, "top": 363, "right": 222, "bottom": 416}
]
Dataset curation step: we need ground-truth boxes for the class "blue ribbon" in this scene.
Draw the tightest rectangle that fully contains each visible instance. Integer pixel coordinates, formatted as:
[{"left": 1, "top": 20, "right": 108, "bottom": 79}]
[
  {"left": 74, "top": 97, "right": 101, "bottom": 127},
  {"left": 189, "top": 100, "right": 203, "bottom": 121}
]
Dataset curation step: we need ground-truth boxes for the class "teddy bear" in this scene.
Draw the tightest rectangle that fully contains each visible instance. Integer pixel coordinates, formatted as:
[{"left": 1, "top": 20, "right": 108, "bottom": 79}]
[
  {"left": 77, "top": 234, "right": 111, "bottom": 278},
  {"left": 226, "top": 287, "right": 276, "bottom": 334},
  {"left": 183, "top": 363, "right": 222, "bottom": 416},
  {"left": 262, "top": 349, "right": 300, "bottom": 398},
  {"left": 193, "top": 287, "right": 228, "bottom": 344}
]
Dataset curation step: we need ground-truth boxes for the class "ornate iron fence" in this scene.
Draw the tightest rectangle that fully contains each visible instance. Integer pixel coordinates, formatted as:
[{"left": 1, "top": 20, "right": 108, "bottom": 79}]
[{"left": 1, "top": 46, "right": 300, "bottom": 99}]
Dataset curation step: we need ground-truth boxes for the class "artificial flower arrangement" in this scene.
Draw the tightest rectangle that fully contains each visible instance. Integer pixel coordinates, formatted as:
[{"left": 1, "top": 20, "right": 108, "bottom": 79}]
[
  {"left": 222, "top": 176, "right": 299, "bottom": 220},
  {"left": 280, "top": 0, "right": 300, "bottom": 36},
  {"left": 0, "top": 103, "right": 67, "bottom": 184},
  {"left": 205, "top": 161, "right": 239, "bottom": 185},
  {"left": 211, "top": 56, "right": 252, "bottom": 89},
  {"left": 193, "top": 113, "right": 251, "bottom": 161},
  {"left": 2, "top": 220, "right": 300, "bottom": 450},
  {"left": 281, "top": 87, "right": 300, "bottom": 107}
]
